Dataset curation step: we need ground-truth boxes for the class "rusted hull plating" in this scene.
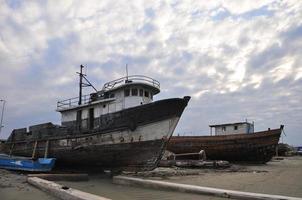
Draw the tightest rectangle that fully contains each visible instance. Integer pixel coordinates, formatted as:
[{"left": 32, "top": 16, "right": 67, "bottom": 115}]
[
  {"left": 4, "top": 97, "right": 190, "bottom": 171},
  {"left": 167, "top": 128, "right": 282, "bottom": 163},
  {"left": 6, "top": 138, "right": 168, "bottom": 171}
]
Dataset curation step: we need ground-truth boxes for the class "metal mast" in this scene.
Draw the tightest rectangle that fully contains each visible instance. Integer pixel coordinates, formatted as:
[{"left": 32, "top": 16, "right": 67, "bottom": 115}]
[
  {"left": 0, "top": 99, "right": 6, "bottom": 135},
  {"left": 78, "top": 65, "right": 84, "bottom": 105},
  {"left": 77, "top": 65, "right": 97, "bottom": 105}
]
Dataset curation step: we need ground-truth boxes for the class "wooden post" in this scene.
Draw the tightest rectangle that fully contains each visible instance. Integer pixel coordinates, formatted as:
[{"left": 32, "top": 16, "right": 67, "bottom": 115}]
[
  {"left": 44, "top": 140, "right": 49, "bottom": 158},
  {"left": 32, "top": 141, "right": 38, "bottom": 159},
  {"left": 9, "top": 143, "right": 14, "bottom": 156}
]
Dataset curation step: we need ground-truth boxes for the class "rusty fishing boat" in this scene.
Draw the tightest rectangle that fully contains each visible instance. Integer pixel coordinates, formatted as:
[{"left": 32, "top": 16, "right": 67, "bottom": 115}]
[
  {"left": 3, "top": 65, "right": 190, "bottom": 171},
  {"left": 168, "top": 122, "right": 283, "bottom": 163}
]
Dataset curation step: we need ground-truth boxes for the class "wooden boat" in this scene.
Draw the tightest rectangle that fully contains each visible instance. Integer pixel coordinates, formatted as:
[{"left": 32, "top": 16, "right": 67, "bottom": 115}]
[
  {"left": 0, "top": 154, "right": 55, "bottom": 172},
  {"left": 167, "top": 126, "right": 283, "bottom": 163},
  {"left": 2, "top": 65, "right": 190, "bottom": 172}
]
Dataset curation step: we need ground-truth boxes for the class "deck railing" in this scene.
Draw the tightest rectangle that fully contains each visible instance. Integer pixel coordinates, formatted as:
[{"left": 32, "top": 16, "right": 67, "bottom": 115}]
[
  {"left": 102, "top": 75, "right": 160, "bottom": 91},
  {"left": 57, "top": 94, "right": 91, "bottom": 110},
  {"left": 57, "top": 75, "right": 160, "bottom": 110}
]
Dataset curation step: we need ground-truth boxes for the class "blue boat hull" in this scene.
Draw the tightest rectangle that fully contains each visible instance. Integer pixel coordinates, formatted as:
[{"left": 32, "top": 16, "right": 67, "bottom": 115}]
[{"left": 0, "top": 154, "right": 55, "bottom": 172}]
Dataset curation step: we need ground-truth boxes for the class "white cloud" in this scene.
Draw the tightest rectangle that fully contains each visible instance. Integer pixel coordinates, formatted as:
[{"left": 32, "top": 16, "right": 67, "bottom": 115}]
[
  {"left": 270, "top": 57, "right": 294, "bottom": 82},
  {"left": 0, "top": 0, "right": 302, "bottom": 145}
]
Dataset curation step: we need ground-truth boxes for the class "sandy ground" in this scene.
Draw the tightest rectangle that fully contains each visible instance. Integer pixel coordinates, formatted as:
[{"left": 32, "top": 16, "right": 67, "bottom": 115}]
[
  {"left": 0, "top": 170, "right": 56, "bottom": 200},
  {"left": 0, "top": 156, "right": 301, "bottom": 200},
  {"left": 160, "top": 156, "right": 302, "bottom": 198}
]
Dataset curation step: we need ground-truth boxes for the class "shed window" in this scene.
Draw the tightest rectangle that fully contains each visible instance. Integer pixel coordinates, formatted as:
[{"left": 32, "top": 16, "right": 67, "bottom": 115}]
[
  {"left": 234, "top": 125, "right": 238, "bottom": 130},
  {"left": 124, "top": 89, "right": 130, "bottom": 97},
  {"left": 131, "top": 88, "right": 138, "bottom": 96},
  {"left": 144, "top": 91, "right": 149, "bottom": 97},
  {"left": 139, "top": 89, "right": 143, "bottom": 96}
]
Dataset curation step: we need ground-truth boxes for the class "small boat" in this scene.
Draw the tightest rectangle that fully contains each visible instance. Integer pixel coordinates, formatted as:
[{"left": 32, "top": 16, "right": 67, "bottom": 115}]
[
  {"left": 0, "top": 154, "right": 56, "bottom": 172},
  {"left": 167, "top": 124, "right": 283, "bottom": 164}
]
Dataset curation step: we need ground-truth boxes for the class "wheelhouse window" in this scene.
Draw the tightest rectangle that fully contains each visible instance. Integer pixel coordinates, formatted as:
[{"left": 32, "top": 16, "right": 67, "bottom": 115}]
[
  {"left": 124, "top": 89, "right": 130, "bottom": 97},
  {"left": 234, "top": 125, "right": 238, "bottom": 130},
  {"left": 139, "top": 89, "right": 143, "bottom": 96},
  {"left": 131, "top": 88, "right": 138, "bottom": 96},
  {"left": 109, "top": 93, "right": 115, "bottom": 98},
  {"left": 144, "top": 91, "right": 149, "bottom": 98},
  {"left": 222, "top": 126, "right": 226, "bottom": 132}
]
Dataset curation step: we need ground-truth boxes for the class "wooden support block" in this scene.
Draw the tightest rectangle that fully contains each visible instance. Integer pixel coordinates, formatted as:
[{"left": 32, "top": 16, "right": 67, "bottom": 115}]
[
  {"left": 113, "top": 176, "right": 302, "bottom": 200},
  {"left": 28, "top": 173, "right": 89, "bottom": 181},
  {"left": 27, "top": 177, "right": 110, "bottom": 200}
]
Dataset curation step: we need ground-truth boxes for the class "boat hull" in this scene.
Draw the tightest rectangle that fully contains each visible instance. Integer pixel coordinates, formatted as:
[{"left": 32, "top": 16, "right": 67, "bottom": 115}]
[
  {"left": 167, "top": 128, "right": 282, "bottom": 163},
  {"left": 0, "top": 154, "right": 56, "bottom": 172},
  {"left": 4, "top": 97, "right": 190, "bottom": 171}
]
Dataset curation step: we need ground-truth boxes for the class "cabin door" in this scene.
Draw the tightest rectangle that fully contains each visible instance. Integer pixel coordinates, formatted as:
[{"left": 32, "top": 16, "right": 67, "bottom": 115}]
[
  {"left": 89, "top": 108, "right": 94, "bottom": 130},
  {"left": 76, "top": 110, "right": 82, "bottom": 130}
]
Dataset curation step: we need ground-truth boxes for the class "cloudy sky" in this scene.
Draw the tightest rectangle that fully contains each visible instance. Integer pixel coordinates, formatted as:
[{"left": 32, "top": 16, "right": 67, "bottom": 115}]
[{"left": 0, "top": 0, "right": 301, "bottom": 145}]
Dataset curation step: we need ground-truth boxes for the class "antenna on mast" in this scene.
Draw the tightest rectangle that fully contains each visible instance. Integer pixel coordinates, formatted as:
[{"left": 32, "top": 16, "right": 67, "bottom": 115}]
[{"left": 126, "top": 64, "right": 128, "bottom": 81}]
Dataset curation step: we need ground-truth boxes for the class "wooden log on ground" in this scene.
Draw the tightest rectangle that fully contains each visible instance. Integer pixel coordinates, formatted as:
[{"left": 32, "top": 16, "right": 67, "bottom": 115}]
[
  {"left": 27, "top": 177, "right": 110, "bottom": 200},
  {"left": 174, "top": 150, "right": 207, "bottom": 160},
  {"left": 113, "top": 176, "right": 302, "bottom": 200},
  {"left": 176, "top": 160, "right": 220, "bottom": 168},
  {"left": 158, "top": 160, "right": 176, "bottom": 167},
  {"left": 159, "top": 160, "right": 230, "bottom": 168},
  {"left": 28, "top": 173, "right": 89, "bottom": 181}
]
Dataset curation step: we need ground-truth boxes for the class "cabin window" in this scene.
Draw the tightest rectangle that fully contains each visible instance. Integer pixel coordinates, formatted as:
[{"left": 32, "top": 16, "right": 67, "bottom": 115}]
[
  {"left": 144, "top": 91, "right": 149, "bottom": 98},
  {"left": 234, "top": 125, "right": 238, "bottom": 130},
  {"left": 150, "top": 93, "right": 153, "bottom": 100},
  {"left": 124, "top": 89, "right": 130, "bottom": 97},
  {"left": 109, "top": 93, "right": 115, "bottom": 98},
  {"left": 139, "top": 89, "right": 143, "bottom": 96},
  {"left": 104, "top": 92, "right": 109, "bottom": 99},
  {"left": 222, "top": 126, "right": 226, "bottom": 132},
  {"left": 131, "top": 88, "right": 138, "bottom": 96}
]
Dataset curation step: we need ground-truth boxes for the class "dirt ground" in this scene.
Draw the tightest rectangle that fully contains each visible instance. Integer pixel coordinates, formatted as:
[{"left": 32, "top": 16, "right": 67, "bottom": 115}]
[
  {"left": 0, "top": 169, "right": 56, "bottom": 200},
  {"left": 0, "top": 156, "right": 301, "bottom": 199},
  {"left": 145, "top": 156, "right": 302, "bottom": 198}
]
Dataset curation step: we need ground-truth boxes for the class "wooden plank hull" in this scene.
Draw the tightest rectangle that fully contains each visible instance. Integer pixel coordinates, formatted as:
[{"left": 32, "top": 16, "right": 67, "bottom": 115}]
[{"left": 167, "top": 128, "right": 282, "bottom": 163}]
